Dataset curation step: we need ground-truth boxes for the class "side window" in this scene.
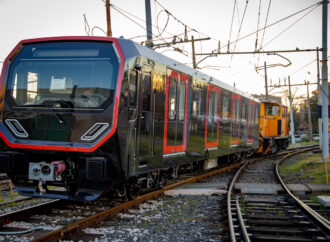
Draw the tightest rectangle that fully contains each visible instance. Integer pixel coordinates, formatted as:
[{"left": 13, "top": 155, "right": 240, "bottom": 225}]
[
  {"left": 178, "top": 81, "right": 186, "bottom": 121},
  {"left": 214, "top": 92, "right": 219, "bottom": 122},
  {"left": 192, "top": 90, "right": 202, "bottom": 117},
  {"left": 142, "top": 74, "right": 151, "bottom": 111},
  {"left": 249, "top": 103, "right": 253, "bottom": 125},
  {"left": 208, "top": 91, "right": 214, "bottom": 123},
  {"left": 168, "top": 77, "right": 176, "bottom": 120},
  {"left": 222, "top": 96, "right": 228, "bottom": 120},
  {"left": 129, "top": 71, "right": 137, "bottom": 107}
]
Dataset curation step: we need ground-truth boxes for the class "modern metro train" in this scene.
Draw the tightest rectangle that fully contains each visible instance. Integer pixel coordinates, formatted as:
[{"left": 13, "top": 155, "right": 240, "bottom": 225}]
[{"left": 0, "top": 36, "right": 287, "bottom": 201}]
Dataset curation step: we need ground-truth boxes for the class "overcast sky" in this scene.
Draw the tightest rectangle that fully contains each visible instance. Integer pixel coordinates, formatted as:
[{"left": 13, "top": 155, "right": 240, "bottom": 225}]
[{"left": 0, "top": 0, "right": 328, "bottom": 97}]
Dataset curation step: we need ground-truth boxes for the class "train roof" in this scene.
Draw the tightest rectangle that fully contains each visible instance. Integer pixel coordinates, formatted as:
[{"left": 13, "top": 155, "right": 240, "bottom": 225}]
[{"left": 118, "top": 38, "right": 259, "bottom": 103}]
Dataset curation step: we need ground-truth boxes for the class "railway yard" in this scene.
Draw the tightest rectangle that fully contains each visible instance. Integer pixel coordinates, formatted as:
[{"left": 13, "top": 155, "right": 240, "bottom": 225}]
[{"left": 0, "top": 145, "right": 329, "bottom": 241}]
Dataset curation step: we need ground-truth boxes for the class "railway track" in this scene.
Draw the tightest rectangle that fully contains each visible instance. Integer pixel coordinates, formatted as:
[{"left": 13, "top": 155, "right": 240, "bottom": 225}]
[
  {"left": 0, "top": 145, "right": 326, "bottom": 241},
  {"left": 0, "top": 160, "right": 244, "bottom": 241},
  {"left": 227, "top": 147, "right": 330, "bottom": 241}
]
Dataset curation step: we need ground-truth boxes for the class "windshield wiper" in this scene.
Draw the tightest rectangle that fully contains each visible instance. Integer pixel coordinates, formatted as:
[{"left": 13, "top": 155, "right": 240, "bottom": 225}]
[{"left": 16, "top": 104, "right": 65, "bottom": 124}]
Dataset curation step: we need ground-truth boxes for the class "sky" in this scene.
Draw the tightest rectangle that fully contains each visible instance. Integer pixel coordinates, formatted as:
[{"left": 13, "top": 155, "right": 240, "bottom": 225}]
[{"left": 0, "top": 0, "right": 328, "bottom": 100}]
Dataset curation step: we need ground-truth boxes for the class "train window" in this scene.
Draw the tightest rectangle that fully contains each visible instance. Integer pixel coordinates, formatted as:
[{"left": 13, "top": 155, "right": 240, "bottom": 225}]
[
  {"left": 6, "top": 41, "right": 119, "bottom": 110},
  {"left": 208, "top": 91, "right": 214, "bottom": 123},
  {"left": 266, "top": 104, "right": 280, "bottom": 116},
  {"left": 142, "top": 74, "right": 151, "bottom": 111},
  {"left": 178, "top": 81, "right": 186, "bottom": 121},
  {"left": 192, "top": 91, "right": 201, "bottom": 117},
  {"left": 282, "top": 107, "right": 287, "bottom": 118},
  {"left": 249, "top": 103, "right": 253, "bottom": 125},
  {"left": 214, "top": 92, "right": 219, "bottom": 123},
  {"left": 129, "top": 71, "right": 137, "bottom": 107},
  {"left": 222, "top": 96, "right": 229, "bottom": 120},
  {"left": 241, "top": 103, "right": 246, "bottom": 121},
  {"left": 168, "top": 77, "right": 176, "bottom": 120}
]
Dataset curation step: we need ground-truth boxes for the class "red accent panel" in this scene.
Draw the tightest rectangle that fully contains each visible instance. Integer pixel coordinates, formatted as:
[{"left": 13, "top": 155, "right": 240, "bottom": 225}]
[
  {"left": 230, "top": 94, "right": 241, "bottom": 145},
  {"left": 205, "top": 85, "right": 221, "bottom": 148},
  {"left": 247, "top": 100, "right": 255, "bottom": 143},
  {"left": 0, "top": 36, "right": 125, "bottom": 153}
]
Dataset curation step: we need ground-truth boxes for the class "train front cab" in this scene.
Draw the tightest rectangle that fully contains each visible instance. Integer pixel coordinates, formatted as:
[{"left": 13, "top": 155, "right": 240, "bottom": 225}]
[{"left": 258, "top": 101, "right": 289, "bottom": 154}]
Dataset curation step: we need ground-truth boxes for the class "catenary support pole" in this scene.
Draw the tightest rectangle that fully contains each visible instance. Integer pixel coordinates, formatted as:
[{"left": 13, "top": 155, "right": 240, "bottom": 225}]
[
  {"left": 105, "top": 0, "right": 112, "bottom": 37},
  {"left": 145, "top": 0, "right": 153, "bottom": 48},
  {"left": 264, "top": 62, "right": 268, "bottom": 100},
  {"left": 192, "top": 36, "right": 197, "bottom": 69},
  {"left": 317, "top": 47, "right": 322, "bottom": 149},
  {"left": 321, "top": 0, "right": 328, "bottom": 160},
  {"left": 288, "top": 76, "right": 295, "bottom": 144},
  {"left": 306, "top": 81, "right": 313, "bottom": 141}
]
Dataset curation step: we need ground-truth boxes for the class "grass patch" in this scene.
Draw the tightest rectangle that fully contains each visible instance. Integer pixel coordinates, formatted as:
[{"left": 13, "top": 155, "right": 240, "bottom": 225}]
[
  {"left": 289, "top": 140, "right": 318, "bottom": 148},
  {"left": 279, "top": 153, "right": 330, "bottom": 184}
]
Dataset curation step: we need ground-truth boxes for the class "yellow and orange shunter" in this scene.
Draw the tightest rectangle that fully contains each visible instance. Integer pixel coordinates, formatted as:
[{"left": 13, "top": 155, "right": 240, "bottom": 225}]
[{"left": 257, "top": 101, "right": 289, "bottom": 154}]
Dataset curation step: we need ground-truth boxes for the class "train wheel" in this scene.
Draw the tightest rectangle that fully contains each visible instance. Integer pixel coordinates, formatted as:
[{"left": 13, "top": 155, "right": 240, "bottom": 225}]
[{"left": 126, "top": 183, "right": 141, "bottom": 200}]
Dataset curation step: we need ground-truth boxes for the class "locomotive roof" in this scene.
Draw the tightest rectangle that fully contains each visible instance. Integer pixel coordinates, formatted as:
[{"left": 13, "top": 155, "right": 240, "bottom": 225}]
[{"left": 121, "top": 38, "right": 259, "bottom": 103}]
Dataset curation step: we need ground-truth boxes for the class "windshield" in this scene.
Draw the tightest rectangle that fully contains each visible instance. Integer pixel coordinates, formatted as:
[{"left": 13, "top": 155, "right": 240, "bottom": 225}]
[
  {"left": 6, "top": 41, "right": 119, "bottom": 110},
  {"left": 265, "top": 104, "right": 280, "bottom": 116}
]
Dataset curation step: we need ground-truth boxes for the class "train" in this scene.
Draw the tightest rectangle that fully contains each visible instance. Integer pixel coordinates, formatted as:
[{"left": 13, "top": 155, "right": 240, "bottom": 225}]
[{"left": 0, "top": 36, "right": 288, "bottom": 201}]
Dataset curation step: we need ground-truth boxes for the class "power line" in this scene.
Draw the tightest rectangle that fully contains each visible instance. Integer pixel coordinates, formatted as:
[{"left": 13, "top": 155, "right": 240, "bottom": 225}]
[
  {"left": 230, "top": 0, "right": 249, "bottom": 64},
  {"left": 259, "top": 0, "right": 272, "bottom": 51},
  {"left": 263, "top": 4, "right": 319, "bottom": 49},
  {"left": 256, "top": 0, "right": 272, "bottom": 67},
  {"left": 255, "top": 0, "right": 262, "bottom": 50},
  {"left": 228, "top": 0, "right": 237, "bottom": 47}
]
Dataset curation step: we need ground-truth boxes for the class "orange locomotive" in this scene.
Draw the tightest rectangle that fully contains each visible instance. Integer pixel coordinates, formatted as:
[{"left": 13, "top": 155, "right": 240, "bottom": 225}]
[{"left": 257, "top": 101, "right": 289, "bottom": 154}]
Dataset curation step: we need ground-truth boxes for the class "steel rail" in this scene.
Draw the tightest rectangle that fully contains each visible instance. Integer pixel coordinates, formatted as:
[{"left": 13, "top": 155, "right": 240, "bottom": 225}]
[
  {"left": 275, "top": 148, "right": 330, "bottom": 233},
  {"left": 227, "top": 159, "right": 251, "bottom": 242},
  {"left": 0, "top": 199, "right": 63, "bottom": 226},
  {"left": 226, "top": 145, "right": 318, "bottom": 242},
  {"left": 236, "top": 196, "right": 251, "bottom": 242},
  {"left": 32, "top": 161, "right": 245, "bottom": 242}
]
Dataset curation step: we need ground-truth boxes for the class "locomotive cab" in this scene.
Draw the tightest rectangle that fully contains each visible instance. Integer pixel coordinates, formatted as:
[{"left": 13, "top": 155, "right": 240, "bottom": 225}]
[
  {"left": 258, "top": 101, "right": 289, "bottom": 154},
  {"left": 0, "top": 38, "right": 124, "bottom": 200}
]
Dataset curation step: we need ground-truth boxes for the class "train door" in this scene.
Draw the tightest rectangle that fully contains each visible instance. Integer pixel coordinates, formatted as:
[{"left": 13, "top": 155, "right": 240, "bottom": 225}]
[
  {"left": 247, "top": 100, "right": 255, "bottom": 143},
  {"left": 137, "top": 69, "right": 152, "bottom": 161},
  {"left": 205, "top": 85, "right": 220, "bottom": 149},
  {"left": 230, "top": 94, "right": 241, "bottom": 145},
  {"left": 164, "top": 69, "right": 188, "bottom": 154}
]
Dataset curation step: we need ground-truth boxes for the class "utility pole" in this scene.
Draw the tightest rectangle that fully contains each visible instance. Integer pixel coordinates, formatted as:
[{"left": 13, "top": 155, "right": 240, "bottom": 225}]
[
  {"left": 145, "top": 0, "right": 153, "bottom": 48},
  {"left": 105, "top": 0, "right": 112, "bottom": 37},
  {"left": 264, "top": 61, "right": 268, "bottom": 100},
  {"left": 321, "top": 0, "right": 328, "bottom": 160},
  {"left": 317, "top": 47, "right": 322, "bottom": 149},
  {"left": 306, "top": 81, "right": 313, "bottom": 141},
  {"left": 288, "top": 76, "right": 296, "bottom": 144},
  {"left": 191, "top": 36, "right": 197, "bottom": 69}
]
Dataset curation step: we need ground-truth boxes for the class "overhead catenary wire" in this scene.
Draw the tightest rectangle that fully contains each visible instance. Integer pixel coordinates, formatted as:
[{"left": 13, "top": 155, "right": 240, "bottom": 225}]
[
  {"left": 198, "top": 1, "right": 322, "bottom": 66},
  {"left": 228, "top": 0, "right": 237, "bottom": 48},
  {"left": 256, "top": 0, "right": 272, "bottom": 67},
  {"left": 255, "top": 0, "right": 262, "bottom": 50},
  {"left": 262, "top": 4, "right": 319, "bottom": 49},
  {"left": 230, "top": 0, "right": 249, "bottom": 65}
]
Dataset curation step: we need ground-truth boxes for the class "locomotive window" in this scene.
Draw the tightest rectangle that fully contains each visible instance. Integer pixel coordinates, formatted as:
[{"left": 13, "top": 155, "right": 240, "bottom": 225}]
[
  {"left": 266, "top": 104, "right": 280, "bottom": 116},
  {"left": 178, "top": 81, "right": 186, "bottom": 121},
  {"left": 282, "top": 107, "right": 287, "bottom": 118},
  {"left": 168, "top": 77, "right": 176, "bottom": 120},
  {"left": 129, "top": 71, "right": 137, "bottom": 107}
]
